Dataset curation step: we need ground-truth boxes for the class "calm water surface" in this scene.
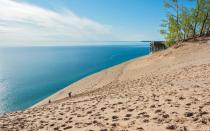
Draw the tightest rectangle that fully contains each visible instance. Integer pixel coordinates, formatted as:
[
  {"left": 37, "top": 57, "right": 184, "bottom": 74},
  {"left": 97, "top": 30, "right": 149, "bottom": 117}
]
[{"left": 0, "top": 43, "right": 149, "bottom": 113}]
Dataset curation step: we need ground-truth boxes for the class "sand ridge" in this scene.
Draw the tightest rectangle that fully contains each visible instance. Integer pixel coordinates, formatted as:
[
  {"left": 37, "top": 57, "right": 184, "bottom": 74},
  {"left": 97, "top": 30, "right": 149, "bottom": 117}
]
[{"left": 0, "top": 40, "right": 210, "bottom": 131}]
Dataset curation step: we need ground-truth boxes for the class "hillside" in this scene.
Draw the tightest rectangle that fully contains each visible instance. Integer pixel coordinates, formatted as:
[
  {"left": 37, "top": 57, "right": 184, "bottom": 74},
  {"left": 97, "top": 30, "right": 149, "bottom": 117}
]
[{"left": 1, "top": 39, "right": 210, "bottom": 131}]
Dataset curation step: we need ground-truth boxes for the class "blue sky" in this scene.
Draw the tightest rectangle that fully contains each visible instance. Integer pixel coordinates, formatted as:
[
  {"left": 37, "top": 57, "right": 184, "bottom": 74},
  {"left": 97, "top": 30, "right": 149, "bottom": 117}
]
[{"left": 0, "top": 0, "right": 166, "bottom": 45}]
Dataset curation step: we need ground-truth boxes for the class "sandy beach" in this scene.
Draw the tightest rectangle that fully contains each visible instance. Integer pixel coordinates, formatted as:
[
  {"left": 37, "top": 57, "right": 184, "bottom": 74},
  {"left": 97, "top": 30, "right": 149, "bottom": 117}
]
[{"left": 1, "top": 39, "right": 210, "bottom": 131}]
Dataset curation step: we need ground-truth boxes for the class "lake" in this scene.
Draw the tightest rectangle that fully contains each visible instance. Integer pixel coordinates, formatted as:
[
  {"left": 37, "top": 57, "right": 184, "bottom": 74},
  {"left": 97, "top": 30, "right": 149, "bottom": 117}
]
[{"left": 0, "top": 42, "right": 149, "bottom": 113}]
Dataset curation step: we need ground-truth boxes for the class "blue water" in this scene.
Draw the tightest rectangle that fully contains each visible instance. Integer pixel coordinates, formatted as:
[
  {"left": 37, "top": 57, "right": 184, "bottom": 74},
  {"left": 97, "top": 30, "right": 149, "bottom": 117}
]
[{"left": 0, "top": 43, "right": 149, "bottom": 113}]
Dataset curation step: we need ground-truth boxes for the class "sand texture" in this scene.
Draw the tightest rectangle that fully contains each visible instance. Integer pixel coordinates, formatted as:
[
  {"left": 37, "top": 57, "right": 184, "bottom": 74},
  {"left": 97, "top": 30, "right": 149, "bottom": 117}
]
[{"left": 1, "top": 40, "right": 210, "bottom": 131}]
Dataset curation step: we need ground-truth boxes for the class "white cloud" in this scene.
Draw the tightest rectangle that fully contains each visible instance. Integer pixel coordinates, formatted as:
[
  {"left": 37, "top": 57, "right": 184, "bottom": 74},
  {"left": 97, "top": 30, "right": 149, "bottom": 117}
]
[{"left": 0, "top": 0, "right": 111, "bottom": 45}]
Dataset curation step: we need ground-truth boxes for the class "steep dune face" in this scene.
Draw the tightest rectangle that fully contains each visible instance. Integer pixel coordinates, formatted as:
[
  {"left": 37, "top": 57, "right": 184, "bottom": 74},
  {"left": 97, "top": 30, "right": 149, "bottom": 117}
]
[{"left": 1, "top": 40, "right": 210, "bottom": 131}]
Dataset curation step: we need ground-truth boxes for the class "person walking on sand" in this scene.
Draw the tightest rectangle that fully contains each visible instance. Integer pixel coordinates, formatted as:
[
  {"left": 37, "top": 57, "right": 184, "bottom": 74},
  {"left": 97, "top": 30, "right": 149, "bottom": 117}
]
[{"left": 68, "top": 92, "right": 72, "bottom": 97}]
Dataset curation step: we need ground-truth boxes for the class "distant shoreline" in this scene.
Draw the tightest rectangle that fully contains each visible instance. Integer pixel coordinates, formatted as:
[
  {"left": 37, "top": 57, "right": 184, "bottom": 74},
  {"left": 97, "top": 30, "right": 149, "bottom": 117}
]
[{"left": 0, "top": 41, "right": 150, "bottom": 47}]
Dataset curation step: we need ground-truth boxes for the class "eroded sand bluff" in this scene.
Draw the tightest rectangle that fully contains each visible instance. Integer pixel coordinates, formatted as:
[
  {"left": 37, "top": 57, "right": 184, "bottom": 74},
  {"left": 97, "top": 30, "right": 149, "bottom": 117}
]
[{"left": 1, "top": 39, "right": 210, "bottom": 131}]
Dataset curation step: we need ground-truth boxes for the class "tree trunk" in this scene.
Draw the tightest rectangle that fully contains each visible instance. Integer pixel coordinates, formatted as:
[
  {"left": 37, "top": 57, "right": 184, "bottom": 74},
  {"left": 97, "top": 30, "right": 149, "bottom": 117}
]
[
  {"left": 206, "top": 26, "right": 210, "bottom": 36},
  {"left": 175, "top": 1, "right": 180, "bottom": 41},
  {"left": 200, "top": 12, "right": 209, "bottom": 36},
  {"left": 193, "top": 24, "right": 197, "bottom": 38},
  {"left": 193, "top": 0, "right": 199, "bottom": 38}
]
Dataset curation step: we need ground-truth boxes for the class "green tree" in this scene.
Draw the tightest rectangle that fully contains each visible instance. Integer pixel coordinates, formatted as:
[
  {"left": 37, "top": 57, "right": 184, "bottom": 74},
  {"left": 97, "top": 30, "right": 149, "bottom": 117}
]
[
  {"left": 160, "top": 0, "right": 210, "bottom": 46},
  {"left": 199, "top": 0, "right": 210, "bottom": 36},
  {"left": 192, "top": 0, "right": 201, "bottom": 37},
  {"left": 160, "top": 0, "right": 181, "bottom": 46},
  {"left": 180, "top": 7, "right": 193, "bottom": 40}
]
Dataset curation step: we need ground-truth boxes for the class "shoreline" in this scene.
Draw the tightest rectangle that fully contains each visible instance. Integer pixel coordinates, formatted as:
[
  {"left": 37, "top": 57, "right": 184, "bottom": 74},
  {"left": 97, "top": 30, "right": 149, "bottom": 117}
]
[
  {"left": 0, "top": 44, "right": 149, "bottom": 113},
  {"left": 33, "top": 52, "right": 151, "bottom": 108}
]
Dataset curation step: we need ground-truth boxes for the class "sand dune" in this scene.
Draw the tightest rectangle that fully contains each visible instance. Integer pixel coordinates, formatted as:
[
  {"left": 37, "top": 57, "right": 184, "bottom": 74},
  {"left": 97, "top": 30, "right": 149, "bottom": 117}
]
[{"left": 1, "top": 39, "right": 210, "bottom": 131}]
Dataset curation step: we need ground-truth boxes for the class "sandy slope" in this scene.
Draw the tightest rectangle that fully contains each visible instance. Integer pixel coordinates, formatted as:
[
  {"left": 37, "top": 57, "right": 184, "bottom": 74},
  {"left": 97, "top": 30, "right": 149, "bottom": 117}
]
[{"left": 1, "top": 39, "right": 210, "bottom": 131}]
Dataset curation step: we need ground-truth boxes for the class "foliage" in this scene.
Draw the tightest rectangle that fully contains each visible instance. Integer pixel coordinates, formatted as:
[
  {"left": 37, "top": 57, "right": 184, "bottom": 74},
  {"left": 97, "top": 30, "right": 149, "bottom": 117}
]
[{"left": 161, "top": 0, "right": 210, "bottom": 46}]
